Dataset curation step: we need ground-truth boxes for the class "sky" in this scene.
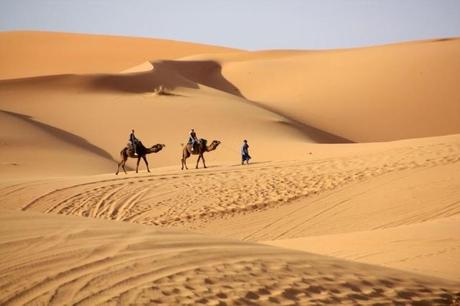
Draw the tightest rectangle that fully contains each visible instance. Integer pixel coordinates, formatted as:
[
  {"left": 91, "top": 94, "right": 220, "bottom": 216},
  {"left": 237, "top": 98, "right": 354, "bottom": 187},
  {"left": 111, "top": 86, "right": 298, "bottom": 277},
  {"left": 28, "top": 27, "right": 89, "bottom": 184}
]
[{"left": 1, "top": 0, "right": 459, "bottom": 50}]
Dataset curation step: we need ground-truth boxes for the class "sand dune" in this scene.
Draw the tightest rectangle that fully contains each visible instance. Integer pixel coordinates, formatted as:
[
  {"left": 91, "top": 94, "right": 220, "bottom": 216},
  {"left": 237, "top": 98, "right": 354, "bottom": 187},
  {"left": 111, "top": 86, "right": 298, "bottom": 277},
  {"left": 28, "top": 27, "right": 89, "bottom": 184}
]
[
  {"left": 0, "top": 110, "right": 116, "bottom": 178},
  {"left": 2, "top": 134, "right": 459, "bottom": 282},
  {"left": 0, "top": 31, "right": 239, "bottom": 80},
  {"left": 0, "top": 66, "right": 339, "bottom": 177},
  {"left": 1, "top": 32, "right": 460, "bottom": 304},
  {"left": 266, "top": 215, "right": 460, "bottom": 282},
  {"left": 215, "top": 38, "right": 460, "bottom": 142},
  {"left": 1, "top": 210, "right": 459, "bottom": 305}
]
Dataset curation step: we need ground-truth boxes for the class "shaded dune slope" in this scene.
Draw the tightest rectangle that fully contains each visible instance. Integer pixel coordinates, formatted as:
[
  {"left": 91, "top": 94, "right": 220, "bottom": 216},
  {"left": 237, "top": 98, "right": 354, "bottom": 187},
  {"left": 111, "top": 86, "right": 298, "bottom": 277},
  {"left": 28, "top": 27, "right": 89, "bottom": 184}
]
[
  {"left": 2, "top": 36, "right": 459, "bottom": 146},
  {"left": 153, "top": 60, "right": 352, "bottom": 143},
  {"left": 0, "top": 110, "right": 117, "bottom": 177},
  {"left": 98, "top": 37, "right": 460, "bottom": 142},
  {"left": 0, "top": 68, "right": 326, "bottom": 173},
  {"left": 1, "top": 110, "right": 114, "bottom": 161},
  {"left": 0, "top": 31, "right": 240, "bottom": 80},
  {"left": 0, "top": 60, "right": 351, "bottom": 145}
]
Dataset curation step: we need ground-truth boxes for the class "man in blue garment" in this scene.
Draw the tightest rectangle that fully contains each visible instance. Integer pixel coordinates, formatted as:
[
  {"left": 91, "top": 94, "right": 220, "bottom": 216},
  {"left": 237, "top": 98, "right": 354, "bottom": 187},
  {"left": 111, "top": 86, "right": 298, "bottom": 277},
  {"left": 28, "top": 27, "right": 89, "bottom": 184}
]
[{"left": 241, "top": 139, "right": 251, "bottom": 165}]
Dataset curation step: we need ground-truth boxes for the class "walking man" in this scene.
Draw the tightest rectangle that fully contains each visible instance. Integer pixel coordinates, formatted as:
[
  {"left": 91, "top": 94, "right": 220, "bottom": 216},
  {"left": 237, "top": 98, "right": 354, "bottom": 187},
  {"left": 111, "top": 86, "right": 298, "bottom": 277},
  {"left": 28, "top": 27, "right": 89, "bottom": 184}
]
[{"left": 241, "top": 139, "right": 251, "bottom": 165}]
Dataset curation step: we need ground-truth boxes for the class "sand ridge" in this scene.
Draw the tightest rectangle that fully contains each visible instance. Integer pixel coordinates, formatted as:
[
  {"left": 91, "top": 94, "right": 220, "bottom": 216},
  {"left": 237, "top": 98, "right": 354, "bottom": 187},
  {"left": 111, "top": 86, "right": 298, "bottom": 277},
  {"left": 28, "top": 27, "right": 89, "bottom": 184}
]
[{"left": 0, "top": 31, "right": 240, "bottom": 80}]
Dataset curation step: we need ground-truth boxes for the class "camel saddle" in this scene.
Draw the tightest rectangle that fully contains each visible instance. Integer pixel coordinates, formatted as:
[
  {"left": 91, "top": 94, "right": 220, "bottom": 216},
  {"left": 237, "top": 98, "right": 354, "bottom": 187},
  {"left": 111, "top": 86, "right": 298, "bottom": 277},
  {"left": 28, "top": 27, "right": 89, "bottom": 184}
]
[
  {"left": 127, "top": 142, "right": 138, "bottom": 155},
  {"left": 191, "top": 138, "right": 207, "bottom": 151}
]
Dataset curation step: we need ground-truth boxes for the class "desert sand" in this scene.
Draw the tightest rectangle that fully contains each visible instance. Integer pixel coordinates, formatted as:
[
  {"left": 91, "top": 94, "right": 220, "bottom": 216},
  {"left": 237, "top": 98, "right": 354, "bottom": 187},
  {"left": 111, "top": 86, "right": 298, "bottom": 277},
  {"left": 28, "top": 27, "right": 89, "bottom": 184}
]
[{"left": 1, "top": 31, "right": 459, "bottom": 305}]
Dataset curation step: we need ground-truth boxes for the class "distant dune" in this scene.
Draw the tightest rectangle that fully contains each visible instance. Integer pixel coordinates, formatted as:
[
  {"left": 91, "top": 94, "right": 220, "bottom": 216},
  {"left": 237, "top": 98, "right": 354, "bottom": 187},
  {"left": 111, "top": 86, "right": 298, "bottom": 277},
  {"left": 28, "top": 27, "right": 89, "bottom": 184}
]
[
  {"left": 215, "top": 38, "right": 460, "bottom": 142},
  {"left": 0, "top": 31, "right": 238, "bottom": 80},
  {"left": 0, "top": 32, "right": 459, "bottom": 305}
]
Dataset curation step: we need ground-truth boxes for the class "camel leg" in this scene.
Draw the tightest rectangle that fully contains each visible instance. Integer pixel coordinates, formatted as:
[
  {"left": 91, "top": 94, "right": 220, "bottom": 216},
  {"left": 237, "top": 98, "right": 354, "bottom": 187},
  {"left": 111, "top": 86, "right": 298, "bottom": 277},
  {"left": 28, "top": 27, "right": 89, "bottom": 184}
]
[
  {"left": 202, "top": 154, "right": 207, "bottom": 168},
  {"left": 196, "top": 154, "right": 201, "bottom": 169},
  {"left": 182, "top": 151, "right": 190, "bottom": 170},
  {"left": 116, "top": 160, "right": 122, "bottom": 175},
  {"left": 143, "top": 156, "right": 150, "bottom": 173},
  {"left": 122, "top": 160, "right": 127, "bottom": 173},
  {"left": 182, "top": 156, "right": 189, "bottom": 170},
  {"left": 116, "top": 154, "right": 127, "bottom": 175},
  {"left": 136, "top": 157, "right": 141, "bottom": 173}
]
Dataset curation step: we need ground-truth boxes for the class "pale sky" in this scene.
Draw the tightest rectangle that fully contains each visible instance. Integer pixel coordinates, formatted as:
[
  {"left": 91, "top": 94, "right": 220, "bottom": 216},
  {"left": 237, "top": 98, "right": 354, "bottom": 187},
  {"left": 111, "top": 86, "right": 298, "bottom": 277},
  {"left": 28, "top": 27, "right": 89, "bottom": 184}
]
[{"left": 1, "top": 0, "right": 459, "bottom": 50}]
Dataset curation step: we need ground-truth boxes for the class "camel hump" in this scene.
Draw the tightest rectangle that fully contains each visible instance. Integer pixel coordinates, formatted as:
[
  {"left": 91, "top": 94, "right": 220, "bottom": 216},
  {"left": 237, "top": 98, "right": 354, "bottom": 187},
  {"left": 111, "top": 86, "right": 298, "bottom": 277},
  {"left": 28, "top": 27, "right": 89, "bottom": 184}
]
[{"left": 200, "top": 138, "right": 207, "bottom": 147}]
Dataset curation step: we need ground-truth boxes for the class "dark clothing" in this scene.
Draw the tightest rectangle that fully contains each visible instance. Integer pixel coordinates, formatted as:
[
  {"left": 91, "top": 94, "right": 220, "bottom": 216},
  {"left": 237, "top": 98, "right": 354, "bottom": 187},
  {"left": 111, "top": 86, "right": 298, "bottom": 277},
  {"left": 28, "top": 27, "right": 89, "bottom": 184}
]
[
  {"left": 189, "top": 131, "right": 197, "bottom": 144},
  {"left": 129, "top": 132, "right": 139, "bottom": 154},
  {"left": 241, "top": 143, "right": 249, "bottom": 155},
  {"left": 130, "top": 132, "right": 139, "bottom": 144},
  {"left": 241, "top": 143, "right": 251, "bottom": 163},
  {"left": 189, "top": 131, "right": 198, "bottom": 151}
]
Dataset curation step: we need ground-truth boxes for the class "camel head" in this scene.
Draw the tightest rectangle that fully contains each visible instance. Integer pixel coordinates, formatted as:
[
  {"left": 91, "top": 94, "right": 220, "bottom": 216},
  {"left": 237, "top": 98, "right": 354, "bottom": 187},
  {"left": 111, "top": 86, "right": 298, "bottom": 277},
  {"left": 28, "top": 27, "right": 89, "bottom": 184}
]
[
  {"left": 150, "top": 144, "right": 166, "bottom": 153},
  {"left": 208, "top": 140, "right": 221, "bottom": 151}
]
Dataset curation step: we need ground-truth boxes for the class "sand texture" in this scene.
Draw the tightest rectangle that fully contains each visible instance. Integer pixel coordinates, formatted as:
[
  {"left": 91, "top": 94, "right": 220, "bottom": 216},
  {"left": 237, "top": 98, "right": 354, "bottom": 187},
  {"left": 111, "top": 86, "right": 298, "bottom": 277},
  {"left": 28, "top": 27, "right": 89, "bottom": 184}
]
[{"left": 1, "top": 32, "right": 460, "bottom": 305}]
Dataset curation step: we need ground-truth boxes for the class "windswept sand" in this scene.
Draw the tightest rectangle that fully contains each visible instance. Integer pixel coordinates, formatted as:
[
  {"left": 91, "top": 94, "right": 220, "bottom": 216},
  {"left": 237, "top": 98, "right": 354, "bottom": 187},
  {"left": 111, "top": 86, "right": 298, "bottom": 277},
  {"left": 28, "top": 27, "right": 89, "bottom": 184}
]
[
  {"left": 2, "top": 134, "right": 459, "bottom": 283},
  {"left": 1, "top": 32, "right": 460, "bottom": 305},
  {"left": 1, "top": 210, "right": 459, "bottom": 305}
]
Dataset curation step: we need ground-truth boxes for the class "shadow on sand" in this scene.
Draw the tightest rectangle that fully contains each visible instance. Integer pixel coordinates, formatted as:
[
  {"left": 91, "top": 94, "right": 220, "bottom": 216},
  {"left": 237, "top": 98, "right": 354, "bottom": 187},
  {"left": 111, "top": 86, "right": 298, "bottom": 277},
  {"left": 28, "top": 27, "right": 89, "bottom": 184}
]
[{"left": 0, "top": 109, "right": 118, "bottom": 163}]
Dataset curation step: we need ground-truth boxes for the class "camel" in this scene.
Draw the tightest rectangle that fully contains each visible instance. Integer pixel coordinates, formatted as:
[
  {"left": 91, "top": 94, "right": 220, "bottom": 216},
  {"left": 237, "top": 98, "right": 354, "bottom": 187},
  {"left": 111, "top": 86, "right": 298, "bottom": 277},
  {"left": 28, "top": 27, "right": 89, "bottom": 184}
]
[
  {"left": 116, "top": 141, "right": 165, "bottom": 175},
  {"left": 181, "top": 139, "right": 221, "bottom": 170}
]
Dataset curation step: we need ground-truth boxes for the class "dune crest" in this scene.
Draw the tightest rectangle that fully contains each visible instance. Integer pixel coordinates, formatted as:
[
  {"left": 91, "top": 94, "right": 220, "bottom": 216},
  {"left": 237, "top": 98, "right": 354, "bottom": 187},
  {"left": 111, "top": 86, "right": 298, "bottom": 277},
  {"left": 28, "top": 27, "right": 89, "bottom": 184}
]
[{"left": 0, "top": 31, "right": 240, "bottom": 80}]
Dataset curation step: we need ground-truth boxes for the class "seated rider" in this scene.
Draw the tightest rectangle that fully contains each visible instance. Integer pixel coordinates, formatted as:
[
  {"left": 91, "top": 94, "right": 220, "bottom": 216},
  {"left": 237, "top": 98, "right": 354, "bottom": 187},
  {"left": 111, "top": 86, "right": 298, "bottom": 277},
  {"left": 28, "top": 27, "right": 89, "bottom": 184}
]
[
  {"left": 129, "top": 129, "right": 139, "bottom": 155},
  {"left": 189, "top": 128, "right": 198, "bottom": 151}
]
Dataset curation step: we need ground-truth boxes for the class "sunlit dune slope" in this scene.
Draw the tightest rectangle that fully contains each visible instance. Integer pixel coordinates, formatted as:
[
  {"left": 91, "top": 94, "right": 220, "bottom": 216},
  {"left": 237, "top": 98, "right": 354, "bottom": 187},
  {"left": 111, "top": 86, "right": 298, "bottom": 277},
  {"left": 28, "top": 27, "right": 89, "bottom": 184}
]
[
  {"left": 119, "top": 38, "right": 460, "bottom": 142},
  {"left": 206, "top": 38, "right": 460, "bottom": 142},
  {"left": 0, "top": 31, "right": 239, "bottom": 80},
  {"left": 266, "top": 215, "right": 460, "bottom": 282},
  {"left": 0, "top": 63, "right": 344, "bottom": 176},
  {"left": 0, "top": 209, "right": 458, "bottom": 305}
]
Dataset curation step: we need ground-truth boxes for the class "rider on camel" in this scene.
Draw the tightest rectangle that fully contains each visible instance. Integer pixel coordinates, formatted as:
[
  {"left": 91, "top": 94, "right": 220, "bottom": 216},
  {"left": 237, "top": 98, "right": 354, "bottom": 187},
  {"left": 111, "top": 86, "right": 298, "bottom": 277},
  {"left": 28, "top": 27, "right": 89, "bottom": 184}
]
[
  {"left": 129, "top": 129, "right": 139, "bottom": 156},
  {"left": 189, "top": 128, "right": 198, "bottom": 152}
]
